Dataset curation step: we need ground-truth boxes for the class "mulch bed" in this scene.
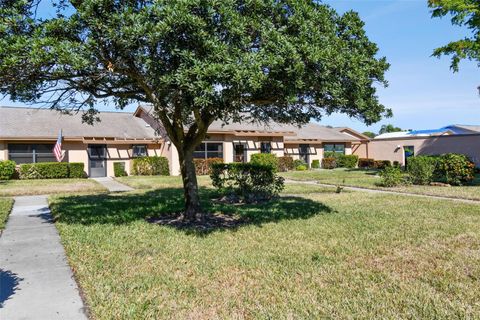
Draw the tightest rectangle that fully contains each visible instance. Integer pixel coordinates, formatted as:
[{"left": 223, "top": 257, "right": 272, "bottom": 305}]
[{"left": 146, "top": 212, "right": 247, "bottom": 230}]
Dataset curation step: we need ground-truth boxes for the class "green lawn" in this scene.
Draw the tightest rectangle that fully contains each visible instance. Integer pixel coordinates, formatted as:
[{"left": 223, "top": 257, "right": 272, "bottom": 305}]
[
  {"left": 0, "top": 178, "right": 107, "bottom": 197},
  {"left": 0, "top": 198, "right": 14, "bottom": 230},
  {"left": 282, "top": 168, "right": 480, "bottom": 200},
  {"left": 50, "top": 183, "right": 480, "bottom": 319}
]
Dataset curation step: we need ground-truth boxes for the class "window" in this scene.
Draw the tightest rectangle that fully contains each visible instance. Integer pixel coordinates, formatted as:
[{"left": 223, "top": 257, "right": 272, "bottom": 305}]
[
  {"left": 193, "top": 142, "right": 223, "bottom": 159},
  {"left": 132, "top": 145, "right": 147, "bottom": 157},
  {"left": 8, "top": 144, "right": 56, "bottom": 164},
  {"left": 324, "top": 143, "right": 345, "bottom": 154},
  {"left": 260, "top": 142, "right": 271, "bottom": 154}
]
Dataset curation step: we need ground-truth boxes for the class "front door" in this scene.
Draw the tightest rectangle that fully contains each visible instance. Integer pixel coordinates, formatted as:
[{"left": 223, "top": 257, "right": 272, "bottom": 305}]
[
  {"left": 234, "top": 144, "right": 246, "bottom": 162},
  {"left": 299, "top": 144, "right": 310, "bottom": 166},
  {"left": 88, "top": 145, "right": 107, "bottom": 177}
]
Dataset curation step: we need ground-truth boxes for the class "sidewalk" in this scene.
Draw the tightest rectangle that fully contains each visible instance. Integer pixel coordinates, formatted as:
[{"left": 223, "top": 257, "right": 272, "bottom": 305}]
[
  {"left": 0, "top": 195, "right": 87, "bottom": 320},
  {"left": 284, "top": 179, "right": 480, "bottom": 204},
  {"left": 92, "top": 177, "right": 133, "bottom": 192}
]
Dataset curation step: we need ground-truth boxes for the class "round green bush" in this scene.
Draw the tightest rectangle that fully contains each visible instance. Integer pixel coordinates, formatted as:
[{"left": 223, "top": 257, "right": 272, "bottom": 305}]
[
  {"left": 311, "top": 159, "right": 320, "bottom": 169},
  {"left": 0, "top": 160, "right": 16, "bottom": 180},
  {"left": 296, "top": 164, "right": 307, "bottom": 171},
  {"left": 250, "top": 153, "right": 279, "bottom": 172}
]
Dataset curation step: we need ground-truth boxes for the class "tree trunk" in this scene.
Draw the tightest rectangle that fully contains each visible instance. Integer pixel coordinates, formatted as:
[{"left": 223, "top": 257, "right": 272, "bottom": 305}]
[{"left": 179, "top": 149, "right": 203, "bottom": 222}]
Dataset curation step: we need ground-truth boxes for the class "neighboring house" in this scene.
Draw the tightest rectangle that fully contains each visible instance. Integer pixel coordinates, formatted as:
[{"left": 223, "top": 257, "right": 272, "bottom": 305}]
[
  {"left": 371, "top": 125, "right": 480, "bottom": 166},
  {"left": 0, "top": 106, "right": 164, "bottom": 177},
  {"left": 135, "top": 106, "right": 369, "bottom": 175},
  {"left": 0, "top": 106, "right": 368, "bottom": 176}
]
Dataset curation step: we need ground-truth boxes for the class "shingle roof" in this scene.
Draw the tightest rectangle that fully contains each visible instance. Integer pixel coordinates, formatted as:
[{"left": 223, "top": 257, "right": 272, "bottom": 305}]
[
  {"left": 449, "top": 125, "right": 480, "bottom": 133},
  {"left": 0, "top": 106, "right": 158, "bottom": 139},
  {"left": 136, "top": 106, "right": 359, "bottom": 142}
]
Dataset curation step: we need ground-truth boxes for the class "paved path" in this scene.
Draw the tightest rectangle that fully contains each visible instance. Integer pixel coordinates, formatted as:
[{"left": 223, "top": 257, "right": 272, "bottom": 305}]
[
  {"left": 92, "top": 177, "right": 133, "bottom": 192},
  {"left": 0, "top": 196, "right": 87, "bottom": 320},
  {"left": 285, "top": 179, "right": 480, "bottom": 204}
]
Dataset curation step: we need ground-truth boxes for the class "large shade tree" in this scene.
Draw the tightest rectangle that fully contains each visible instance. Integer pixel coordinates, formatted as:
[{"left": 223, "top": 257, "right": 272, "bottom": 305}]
[
  {"left": 0, "top": 0, "right": 390, "bottom": 221},
  {"left": 429, "top": 0, "right": 480, "bottom": 71}
]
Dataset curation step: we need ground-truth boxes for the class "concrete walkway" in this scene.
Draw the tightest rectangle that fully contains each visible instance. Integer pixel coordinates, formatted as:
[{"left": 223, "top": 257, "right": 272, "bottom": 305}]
[
  {"left": 92, "top": 177, "right": 133, "bottom": 192},
  {"left": 0, "top": 196, "right": 87, "bottom": 320},
  {"left": 285, "top": 179, "right": 480, "bottom": 204}
]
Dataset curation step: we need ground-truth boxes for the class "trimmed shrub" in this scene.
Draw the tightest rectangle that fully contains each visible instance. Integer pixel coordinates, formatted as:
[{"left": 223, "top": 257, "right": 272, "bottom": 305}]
[
  {"left": 393, "top": 161, "right": 400, "bottom": 168},
  {"left": 19, "top": 162, "right": 69, "bottom": 179},
  {"left": 131, "top": 156, "right": 169, "bottom": 176},
  {"left": 250, "top": 153, "right": 279, "bottom": 172},
  {"left": 406, "top": 156, "right": 437, "bottom": 185},
  {"left": 323, "top": 151, "right": 338, "bottom": 159},
  {"left": 374, "top": 160, "right": 392, "bottom": 170},
  {"left": 321, "top": 157, "right": 337, "bottom": 169},
  {"left": 114, "top": 162, "right": 127, "bottom": 177},
  {"left": 358, "top": 158, "right": 375, "bottom": 168},
  {"left": 379, "top": 166, "right": 404, "bottom": 187},
  {"left": 210, "top": 162, "right": 284, "bottom": 203},
  {"left": 293, "top": 159, "right": 307, "bottom": 170},
  {"left": 436, "top": 153, "right": 475, "bottom": 186},
  {"left": 193, "top": 158, "right": 223, "bottom": 175},
  {"left": 278, "top": 156, "right": 294, "bottom": 172},
  {"left": 311, "top": 159, "right": 320, "bottom": 169},
  {"left": 68, "top": 162, "right": 86, "bottom": 178},
  {"left": 296, "top": 165, "right": 307, "bottom": 171},
  {"left": 0, "top": 160, "right": 16, "bottom": 180},
  {"left": 337, "top": 154, "right": 359, "bottom": 168}
]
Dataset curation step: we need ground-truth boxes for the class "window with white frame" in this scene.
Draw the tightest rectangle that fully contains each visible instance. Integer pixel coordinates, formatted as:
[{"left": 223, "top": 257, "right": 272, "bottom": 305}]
[{"left": 193, "top": 142, "right": 223, "bottom": 159}]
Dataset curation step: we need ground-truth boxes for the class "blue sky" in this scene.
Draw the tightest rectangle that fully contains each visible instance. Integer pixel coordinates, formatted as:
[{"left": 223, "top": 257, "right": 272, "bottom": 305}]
[
  {"left": 321, "top": 0, "right": 479, "bottom": 133},
  {"left": 1, "top": 0, "right": 478, "bottom": 134}
]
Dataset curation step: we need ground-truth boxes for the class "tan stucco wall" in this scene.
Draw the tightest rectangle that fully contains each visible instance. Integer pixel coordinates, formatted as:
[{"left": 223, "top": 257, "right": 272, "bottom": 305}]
[
  {"left": 0, "top": 141, "right": 6, "bottom": 161},
  {"left": 0, "top": 140, "right": 163, "bottom": 177},
  {"left": 284, "top": 143, "right": 323, "bottom": 165},
  {"left": 351, "top": 142, "right": 369, "bottom": 158},
  {"left": 370, "top": 135, "right": 480, "bottom": 166}
]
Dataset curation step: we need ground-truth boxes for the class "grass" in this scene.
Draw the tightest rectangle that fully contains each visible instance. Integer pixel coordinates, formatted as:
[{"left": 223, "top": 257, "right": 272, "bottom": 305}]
[
  {"left": 0, "top": 178, "right": 107, "bottom": 197},
  {"left": 0, "top": 198, "right": 14, "bottom": 230},
  {"left": 282, "top": 168, "right": 480, "bottom": 200},
  {"left": 50, "top": 182, "right": 480, "bottom": 319}
]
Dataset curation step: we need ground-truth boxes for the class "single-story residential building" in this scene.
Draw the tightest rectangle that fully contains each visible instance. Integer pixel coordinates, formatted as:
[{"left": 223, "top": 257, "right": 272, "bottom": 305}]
[
  {"left": 0, "top": 106, "right": 165, "bottom": 177},
  {"left": 0, "top": 106, "right": 369, "bottom": 176},
  {"left": 135, "top": 106, "right": 370, "bottom": 175},
  {"left": 371, "top": 125, "right": 480, "bottom": 167}
]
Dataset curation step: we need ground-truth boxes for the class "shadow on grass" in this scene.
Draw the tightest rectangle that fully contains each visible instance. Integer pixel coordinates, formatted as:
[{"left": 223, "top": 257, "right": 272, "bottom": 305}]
[{"left": 50, "top": 187, "right": 332, "bottom": 234}]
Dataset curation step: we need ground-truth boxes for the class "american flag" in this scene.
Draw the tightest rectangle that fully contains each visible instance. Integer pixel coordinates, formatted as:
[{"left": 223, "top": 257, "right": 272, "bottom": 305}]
[{"left": 53, "top": 129, "right": 64, "bottom": 162}]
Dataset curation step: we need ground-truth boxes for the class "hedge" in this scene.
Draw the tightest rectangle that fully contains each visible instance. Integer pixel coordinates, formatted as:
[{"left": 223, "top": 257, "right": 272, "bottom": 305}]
[
  {"left": 278, "top": 156, "right": 294, "bottom": 172},
  {"left": 131, "top": 156, "right": 169, "bottom": 176},
  {"left": 293, "top": 159, "right": 307, "bottom": 170},
  {"left": 20, "top": 162, "right": 70, "bottom": 179},
  {"left": 311, "top": 159, "right": 320, "bottom": 169},
  {"left": 0, "top": 160, "right": 16, "bottom": 180},
  {"left": 250, "top": 153, "right": 279, "bottom": 172},
  {"left": 114, "top": 162, "right": 128, "bottom": 177},
  {"left": 406, "top": 156, "right": 437, "bottom": 185},
  {"left": 358, "top": 158, "right": 375, "bottom": 168},
  {"left": 322, "top": 157, "right": 337, "bottom": 169},
  {"left": 374, "top": 160, "right": 392, "bottom": 170},
  {"left": 193, "top": 158, "right": 223, "bottom": 175},
  {"left": 436, "top": 153, "right": 475, "bottom": 186},
  {"left": 210, "top": 162, "right": 284, "bottom": 203},
  {"left": 69, "top": 163, "right": 86, "bottom": 178},
  {"left": 337, "top": 154, "right": 359, "bottom": 168}
]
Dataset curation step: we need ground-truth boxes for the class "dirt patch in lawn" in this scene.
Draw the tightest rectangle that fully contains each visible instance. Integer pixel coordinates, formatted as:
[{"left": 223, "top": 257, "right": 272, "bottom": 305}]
[{"left": 146, "top": 212, "right": 247, "bottom": 231}]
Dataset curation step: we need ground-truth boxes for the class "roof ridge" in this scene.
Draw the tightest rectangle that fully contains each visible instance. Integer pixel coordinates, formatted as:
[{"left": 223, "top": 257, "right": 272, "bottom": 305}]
[{"left": 0, "top": 105, "right": 133, "bottom": 114}]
